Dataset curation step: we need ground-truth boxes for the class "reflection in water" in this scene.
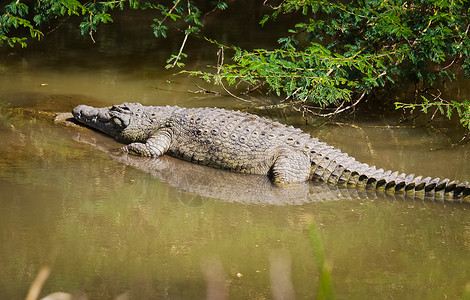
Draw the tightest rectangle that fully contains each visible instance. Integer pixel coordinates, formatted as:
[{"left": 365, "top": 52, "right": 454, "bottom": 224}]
[
  {"left": 201, "top": 257, "right": 228, "bottom": 300},
  {"left": 269, "top": 249, "right": 295, "bottom": 300}
]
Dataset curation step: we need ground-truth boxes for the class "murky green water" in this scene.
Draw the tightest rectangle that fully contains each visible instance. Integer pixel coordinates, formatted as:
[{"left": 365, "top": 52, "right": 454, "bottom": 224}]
[{"left": 1, "top": 6, "right": 470, "bottom": 300}]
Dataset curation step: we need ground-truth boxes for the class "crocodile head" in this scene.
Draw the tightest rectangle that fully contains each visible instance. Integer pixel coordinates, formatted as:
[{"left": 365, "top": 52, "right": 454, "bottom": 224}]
[{"left": 72, "top": 102, "right": 151, "bottom": 143}]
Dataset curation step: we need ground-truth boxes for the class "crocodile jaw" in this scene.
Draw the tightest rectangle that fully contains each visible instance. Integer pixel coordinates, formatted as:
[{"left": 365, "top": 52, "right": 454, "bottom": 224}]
[{"left": 72, "top": 104, "right": 125, "bottom": 138}]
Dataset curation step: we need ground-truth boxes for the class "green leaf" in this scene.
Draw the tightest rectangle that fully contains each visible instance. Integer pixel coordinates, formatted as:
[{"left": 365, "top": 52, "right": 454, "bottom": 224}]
[{"left": 152, "top": 24, "right": 168, "bottom": 38}]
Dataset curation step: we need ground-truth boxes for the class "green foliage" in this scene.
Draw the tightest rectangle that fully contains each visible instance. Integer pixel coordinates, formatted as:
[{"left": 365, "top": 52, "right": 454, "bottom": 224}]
[
  {"left": 395, "top": 99, "right": 470, "bottom": 130},
  {"left": 0, "top": 1, "right": 43, "bottom": 47},
  {"left": 166, "top": 52, "right": 187, "bottom": 69},
  {"left": 206, "top": 1, "right": 470, "bottom": 108},
  {"left": 0, "top": 1, "right": 226, "bottom": 47},
  {"left": 1, "top": 0, "right": 470, "bottom": 128},
  {"left": 193, "top": 42, "right": 398, "bottom": 107},
  {"left": 0, "top": 0, "right": 227, "bottom": 66},
  {"left": 190, "top": 0, "right": 470, "bottom": 128}
]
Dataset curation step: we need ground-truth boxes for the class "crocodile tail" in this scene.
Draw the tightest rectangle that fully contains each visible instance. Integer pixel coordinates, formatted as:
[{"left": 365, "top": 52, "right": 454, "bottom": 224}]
[{"left": 308, "top": 147, "right": 470, "bottom": 202}]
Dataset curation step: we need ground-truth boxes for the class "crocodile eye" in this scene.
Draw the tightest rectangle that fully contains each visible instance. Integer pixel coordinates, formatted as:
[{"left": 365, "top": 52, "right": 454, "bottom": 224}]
[{"left": 112, "top": 105, "right": 126, "bottom": 110}]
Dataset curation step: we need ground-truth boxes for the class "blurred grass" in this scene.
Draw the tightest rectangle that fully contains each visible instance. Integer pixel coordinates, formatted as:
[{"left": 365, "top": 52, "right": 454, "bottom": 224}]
[{"left": 309, "top": 222, "right": 335, "bottom": 300}]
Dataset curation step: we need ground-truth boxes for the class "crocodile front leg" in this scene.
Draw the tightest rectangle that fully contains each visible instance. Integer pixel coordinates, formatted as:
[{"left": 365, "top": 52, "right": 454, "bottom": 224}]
[{"left": 121, "top": 128, "right": 172, "bottom": 157}]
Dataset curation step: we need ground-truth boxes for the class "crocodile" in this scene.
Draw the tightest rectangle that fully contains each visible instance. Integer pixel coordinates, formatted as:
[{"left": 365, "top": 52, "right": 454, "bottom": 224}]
[{"left": 72, "top": 102, "right": 470, "bottom": 201}]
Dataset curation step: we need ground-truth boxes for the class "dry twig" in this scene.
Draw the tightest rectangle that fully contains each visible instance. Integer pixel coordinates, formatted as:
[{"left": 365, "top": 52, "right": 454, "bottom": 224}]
[{"left": 216, "top": 48, "right": 253, "bottom": 103}]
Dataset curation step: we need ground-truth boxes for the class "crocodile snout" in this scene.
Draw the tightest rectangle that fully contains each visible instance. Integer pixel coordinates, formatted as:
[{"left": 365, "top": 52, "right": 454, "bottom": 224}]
[
  {"left": 72, "top": 105, "right": 86, "bottom": 119},
  {"left": 72, "top": 105, "right": 112, "bottom": 122},
  {"left": 72, "top": 105, "right": 98, "bottom": 120}
]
